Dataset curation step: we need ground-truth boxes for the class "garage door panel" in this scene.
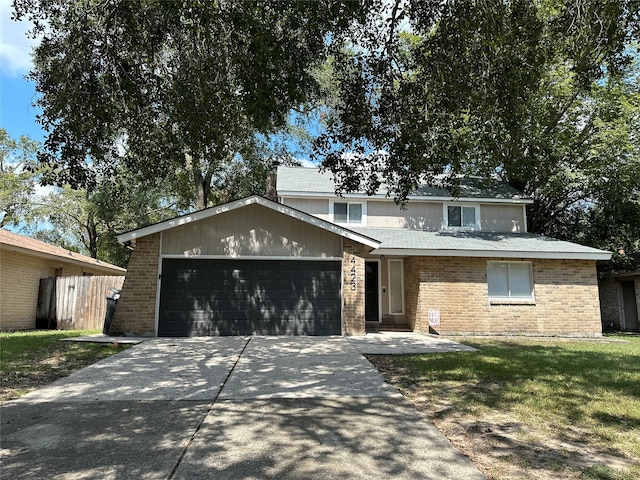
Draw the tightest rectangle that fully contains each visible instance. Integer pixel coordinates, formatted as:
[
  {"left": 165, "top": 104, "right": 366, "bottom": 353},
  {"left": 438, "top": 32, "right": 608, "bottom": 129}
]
[{"left": 159, "top": 259, "right": 341, "bottom": 336}]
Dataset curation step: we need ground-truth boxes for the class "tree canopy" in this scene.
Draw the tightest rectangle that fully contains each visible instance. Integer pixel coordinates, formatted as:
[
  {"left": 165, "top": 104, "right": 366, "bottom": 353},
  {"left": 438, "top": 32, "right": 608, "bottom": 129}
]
[
  {"left": 8, "top": 0, "right": 640, "bottom": 263},
  {"left": 314, "top": 0, "right": 640, "bottom": 257},
  {"left": 13, "top": 0, "right": 368, "bottom": 209},
  {"left": 0, "top": 128, "right": 39, "bottom": 228}
]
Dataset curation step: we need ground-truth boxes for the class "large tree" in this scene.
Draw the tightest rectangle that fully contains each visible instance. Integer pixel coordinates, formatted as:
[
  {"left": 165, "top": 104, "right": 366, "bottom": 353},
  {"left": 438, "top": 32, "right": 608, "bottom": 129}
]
[
  {"left": 13, "top": 0, "right": 368, "bottom": 209},
  {"left": 0, "top": 128, "right": 39, "bottom": 227},
  {"left": 1, "top": 129, "right": 179, "bottom": 265},
  {"left": 316, "top": 0, "right": 640, "bottom": 248}
]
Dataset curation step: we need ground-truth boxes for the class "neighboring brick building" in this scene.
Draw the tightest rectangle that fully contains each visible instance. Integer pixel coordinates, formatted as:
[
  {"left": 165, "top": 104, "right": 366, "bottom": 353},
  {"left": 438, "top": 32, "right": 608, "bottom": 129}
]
[
  {"left": 113, "top": 168, "right": 610, "bottom": 338},
  {"left": 599, "top": 271, "right": 640, "bottom": 332},
  {"left": 0, "top": 229, "right": 126, "bottom": 331}
]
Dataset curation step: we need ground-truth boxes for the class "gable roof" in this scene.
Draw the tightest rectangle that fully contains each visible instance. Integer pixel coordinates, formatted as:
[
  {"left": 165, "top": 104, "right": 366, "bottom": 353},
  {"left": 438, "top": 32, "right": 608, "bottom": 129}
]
[
  {"left": 276, "top": 166, "right": 532, "bottom": 203},
  {"left": 116, "top": 195, "right": 381, "bottom": 249},
  {"left": 349, "top": 227, "right": 612, "bottom": 260},
  {"left": 0, "top": 229, "right": 126, "bottom": 274}
]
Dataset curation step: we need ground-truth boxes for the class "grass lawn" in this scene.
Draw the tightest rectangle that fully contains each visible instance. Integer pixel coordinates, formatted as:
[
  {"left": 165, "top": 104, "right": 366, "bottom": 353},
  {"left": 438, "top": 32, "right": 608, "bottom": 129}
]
[
  {"left": 0, "top": 329, "right": 130, "bottom": 402},
  {"left": 368, "top": 336, "right": 640, "bottom": 480}
]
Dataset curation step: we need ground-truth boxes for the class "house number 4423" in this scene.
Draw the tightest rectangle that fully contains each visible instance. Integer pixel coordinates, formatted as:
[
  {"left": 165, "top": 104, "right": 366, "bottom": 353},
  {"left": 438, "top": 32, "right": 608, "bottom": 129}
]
[{"left": 350, "top": 256, "right": 357, "bottom": 291}]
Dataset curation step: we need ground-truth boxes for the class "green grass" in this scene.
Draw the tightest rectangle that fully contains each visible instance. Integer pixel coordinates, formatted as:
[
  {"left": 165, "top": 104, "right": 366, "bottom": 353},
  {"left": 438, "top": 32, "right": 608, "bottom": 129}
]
[
  {"left": 373, "top": 336, "right": 640, "bottom": 478},
  {"left": 1, "top": 329, "right": 130, "bottom": 401}
]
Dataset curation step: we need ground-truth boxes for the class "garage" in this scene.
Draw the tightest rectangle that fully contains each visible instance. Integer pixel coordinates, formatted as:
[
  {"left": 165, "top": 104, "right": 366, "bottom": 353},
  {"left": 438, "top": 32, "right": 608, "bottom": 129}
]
[{"left": 158, "top": 258, "right": 342, "bottom": 336}]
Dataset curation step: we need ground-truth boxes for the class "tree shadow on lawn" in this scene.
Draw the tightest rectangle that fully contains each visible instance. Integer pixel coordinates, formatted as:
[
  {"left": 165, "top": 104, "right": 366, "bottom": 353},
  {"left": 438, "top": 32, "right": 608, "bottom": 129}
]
[{"left": 370, "top": 340, "right": 640, "bottom": 472}]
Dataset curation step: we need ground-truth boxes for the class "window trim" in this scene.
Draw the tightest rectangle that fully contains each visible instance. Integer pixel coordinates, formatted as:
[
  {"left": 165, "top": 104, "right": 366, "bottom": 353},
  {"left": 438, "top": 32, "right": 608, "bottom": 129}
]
[
  {"left": 331, "top": 200, "right": 366, "bottom": 225},
  {"left": 487, "top": 261, "right": 535, "bottom": 304},
  {"left": 388, "top": 259, "right": 405, "bottom": 315},
  {"left": 443, "top": 203, "right": 481, "bottom": 231}
]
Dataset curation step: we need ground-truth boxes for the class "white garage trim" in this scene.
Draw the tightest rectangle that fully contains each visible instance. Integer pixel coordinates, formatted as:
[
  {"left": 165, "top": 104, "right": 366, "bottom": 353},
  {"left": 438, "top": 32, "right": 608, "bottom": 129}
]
[{"left": 160, "top": 254, "right": 343, "bottom": 261}]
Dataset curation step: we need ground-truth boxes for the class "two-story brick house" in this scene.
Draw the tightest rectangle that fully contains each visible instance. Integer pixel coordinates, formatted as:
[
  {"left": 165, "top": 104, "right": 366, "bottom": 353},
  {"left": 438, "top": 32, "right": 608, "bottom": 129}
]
[{"left": 110, "top": 166, "right": 611, "bottom": 337}]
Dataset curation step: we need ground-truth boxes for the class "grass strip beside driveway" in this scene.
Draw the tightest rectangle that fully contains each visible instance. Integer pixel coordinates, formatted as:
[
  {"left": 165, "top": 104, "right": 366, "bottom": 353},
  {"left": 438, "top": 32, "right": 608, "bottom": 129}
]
[
  {"left": 1, "top": 330, "right": 130, "bottom": 402},
  {"left": 367, "top": 336, "right": 640, "bottom": 480}
]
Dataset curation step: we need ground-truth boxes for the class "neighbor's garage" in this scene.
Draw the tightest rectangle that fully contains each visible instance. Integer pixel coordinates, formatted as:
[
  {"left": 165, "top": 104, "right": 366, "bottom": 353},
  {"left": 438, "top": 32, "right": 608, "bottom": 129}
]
[{"left": 158, "top": 258, "right": 342, "bottom": 336}]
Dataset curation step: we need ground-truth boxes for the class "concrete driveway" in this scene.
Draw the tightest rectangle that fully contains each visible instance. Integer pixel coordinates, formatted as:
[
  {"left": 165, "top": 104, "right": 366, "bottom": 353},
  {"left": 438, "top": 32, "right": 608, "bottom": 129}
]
[{"left": 1, "top": 334, "right": 484, "bottom": 479}]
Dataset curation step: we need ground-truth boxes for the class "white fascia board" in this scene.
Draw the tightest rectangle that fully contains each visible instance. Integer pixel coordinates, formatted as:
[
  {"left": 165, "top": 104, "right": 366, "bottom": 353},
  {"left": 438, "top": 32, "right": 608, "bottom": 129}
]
[
  {"left": 161, "top": 254, "right": 343, "bottom": 261},
  {"left": 371, "top": 248, "right": 612, "bottom": 261},
  {"left": 116, "top": 197, "right": 256, "bottom": 243},
  {"left": 117, "top": 195, "right": 381, "bottom": 249},
  {"left": 278, "top": 191, "right": 533, "bottom": 204}
]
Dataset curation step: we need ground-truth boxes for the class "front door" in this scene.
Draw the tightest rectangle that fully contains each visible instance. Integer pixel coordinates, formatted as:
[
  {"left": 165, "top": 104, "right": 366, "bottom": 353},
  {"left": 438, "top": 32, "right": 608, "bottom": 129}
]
[
  {"left": 365, "top": 261, "right": 379, "bottom": 322},
  {"left": 621, "top": 281, "right": 639, "bottom": 332}
]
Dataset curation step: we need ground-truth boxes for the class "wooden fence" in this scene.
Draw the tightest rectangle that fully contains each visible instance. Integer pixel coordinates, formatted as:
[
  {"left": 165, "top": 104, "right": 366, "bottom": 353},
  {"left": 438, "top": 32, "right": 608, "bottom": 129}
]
[{"left": 36, "top": 276, "right": 125, "bottom": 330}]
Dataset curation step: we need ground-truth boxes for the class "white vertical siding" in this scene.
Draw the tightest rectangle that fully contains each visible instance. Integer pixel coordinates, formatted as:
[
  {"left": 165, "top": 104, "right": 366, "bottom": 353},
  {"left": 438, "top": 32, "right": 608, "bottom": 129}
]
[
  {"left": 480, "top": 204, "right": 526, "bottom": 232},
  {"left": 281, "top": 198, "right": 330, "bottom": 221},
  {"left": 161, "top": 203, "right": 342, "bottom": 258},
  {"left": 368, "top": 201, "right": 442, "bottom": 230}
]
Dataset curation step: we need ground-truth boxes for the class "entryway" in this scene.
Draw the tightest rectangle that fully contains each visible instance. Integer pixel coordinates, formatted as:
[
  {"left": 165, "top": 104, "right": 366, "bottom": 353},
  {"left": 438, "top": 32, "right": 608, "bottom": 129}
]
[
  {"left": 621, "top": 281, "right": 639, "bottom": 332},
  {"left": 365, "top": 261, "right": 380, "bottom": 322}
]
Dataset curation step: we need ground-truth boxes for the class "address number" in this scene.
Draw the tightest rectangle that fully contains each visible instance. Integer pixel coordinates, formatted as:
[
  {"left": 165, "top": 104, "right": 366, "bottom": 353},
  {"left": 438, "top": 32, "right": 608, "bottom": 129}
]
[{"left": 350, "top": 256, "right": 357, "bottom": 291}]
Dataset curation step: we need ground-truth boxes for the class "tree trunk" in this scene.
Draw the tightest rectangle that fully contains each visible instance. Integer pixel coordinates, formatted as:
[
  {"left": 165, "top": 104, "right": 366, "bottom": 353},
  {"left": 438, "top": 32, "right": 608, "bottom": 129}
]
[
  {"left": 192, "top": 165, "right": 211, "bottom": 210},
  {"left": 84, "top": 216, "right": 99, "bottom": 259}
]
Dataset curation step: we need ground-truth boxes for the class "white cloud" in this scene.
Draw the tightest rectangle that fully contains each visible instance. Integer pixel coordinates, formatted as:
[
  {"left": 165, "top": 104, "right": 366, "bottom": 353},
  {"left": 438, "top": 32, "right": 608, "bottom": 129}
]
[
  {"left": 298, "top": 158, "right": 317, "bottom": 168},
  {"left": 0, "top": 0, "right": 39, "bottom": 76}
]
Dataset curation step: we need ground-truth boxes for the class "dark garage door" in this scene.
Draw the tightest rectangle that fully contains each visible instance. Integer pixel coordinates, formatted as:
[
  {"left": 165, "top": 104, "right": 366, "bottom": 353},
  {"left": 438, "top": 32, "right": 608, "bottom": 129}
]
[{"left": 158, "top": 259, "right": 342, "bottom": 336}]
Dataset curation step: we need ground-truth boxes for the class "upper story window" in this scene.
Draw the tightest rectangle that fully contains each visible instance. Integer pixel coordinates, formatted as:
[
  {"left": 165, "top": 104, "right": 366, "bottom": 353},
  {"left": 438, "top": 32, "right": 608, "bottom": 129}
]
[
  {"left": 444, "top": 204, "right": 480, "bottom": 230},
  {"left": 333, "top": 201, "right": 364, "bottom": 224}
]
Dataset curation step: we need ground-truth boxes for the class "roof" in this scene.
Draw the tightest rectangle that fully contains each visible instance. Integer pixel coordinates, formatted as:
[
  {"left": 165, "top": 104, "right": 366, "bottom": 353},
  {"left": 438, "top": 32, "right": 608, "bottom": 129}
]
[
  {"left": 348, "top": 227, "right": 612, "bottom": 260},
  {"left": 276, "top": 166, "right": 533, "bottom": 203},
  {"left": 116, "top": 195, "right": 381, "bottom": 249},
  {"left": 0, "top": 229, "right": 127, "bottom": 274}
]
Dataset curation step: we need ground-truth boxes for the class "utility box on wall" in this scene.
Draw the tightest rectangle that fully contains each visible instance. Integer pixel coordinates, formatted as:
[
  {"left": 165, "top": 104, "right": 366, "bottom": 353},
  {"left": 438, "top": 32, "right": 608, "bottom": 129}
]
[{"left": 428, "top": 308, "right": 441, "bottom": 327}]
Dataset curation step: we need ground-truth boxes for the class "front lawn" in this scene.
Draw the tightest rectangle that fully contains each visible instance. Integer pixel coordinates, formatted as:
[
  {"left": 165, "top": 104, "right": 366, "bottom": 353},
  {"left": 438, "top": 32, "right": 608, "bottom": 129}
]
[
  {"left": 0, "top": 330, "right": 130, "bottom": 402},
  {"left": 368, "top": 336, "right": 640, "bottom": 480}
]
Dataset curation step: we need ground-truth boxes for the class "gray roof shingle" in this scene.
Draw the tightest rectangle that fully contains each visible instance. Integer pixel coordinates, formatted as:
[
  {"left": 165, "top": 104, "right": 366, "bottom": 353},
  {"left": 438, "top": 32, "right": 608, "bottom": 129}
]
[
  {"left": 276, "top": 166, "right": 530, "bottom": 201},
  {"left": 347, "top": 227, "right": 611, "bottom": 260}
]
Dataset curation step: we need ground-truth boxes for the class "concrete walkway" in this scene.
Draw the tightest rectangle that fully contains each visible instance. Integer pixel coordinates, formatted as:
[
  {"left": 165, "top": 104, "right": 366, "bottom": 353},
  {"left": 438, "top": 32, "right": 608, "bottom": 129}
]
[{"left": 1, "top": 334, "right": 484, "bottom": 480}]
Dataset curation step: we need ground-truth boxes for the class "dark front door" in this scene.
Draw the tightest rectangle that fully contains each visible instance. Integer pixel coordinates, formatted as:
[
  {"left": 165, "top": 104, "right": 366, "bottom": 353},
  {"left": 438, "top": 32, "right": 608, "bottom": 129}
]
[
  {"left": 365, "top": 261, "right": 379, "bottom": 322},
  {"left": 158, "top": 259, "right": 341, "bottom": 336},
  {"left": 622, "top": 281, "right": 639, "bottom": 331}
]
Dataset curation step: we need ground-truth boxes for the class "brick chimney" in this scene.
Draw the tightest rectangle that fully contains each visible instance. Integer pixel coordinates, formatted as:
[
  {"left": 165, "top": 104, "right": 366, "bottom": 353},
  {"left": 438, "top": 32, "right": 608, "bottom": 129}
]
[{"left": 265, "top": 160, "right": 280, "bottom": 201}]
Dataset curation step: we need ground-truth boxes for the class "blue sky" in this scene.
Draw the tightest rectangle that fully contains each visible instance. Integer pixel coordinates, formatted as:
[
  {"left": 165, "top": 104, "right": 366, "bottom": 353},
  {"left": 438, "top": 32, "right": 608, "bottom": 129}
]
[{"left": 0, "top": 0, "right": 45, "bottom": 142}]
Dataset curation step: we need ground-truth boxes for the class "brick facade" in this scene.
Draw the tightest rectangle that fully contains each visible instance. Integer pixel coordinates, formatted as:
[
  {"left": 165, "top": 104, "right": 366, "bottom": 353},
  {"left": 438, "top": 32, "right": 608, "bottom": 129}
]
[
  {"left": 598, "top": 278, "right": 622, "bottom": 330},
  {"left": 598, "top": 275, "right": 640, "bottom": 331},
  {"left": 342, "top": 239, "right": 366, "bottom": 335},
  {"left": 109, "top": 234, "right": 160, "bottom": 336},
  {"left": 110, "top": 233, "right": 604, "bottom": 337},
  {"left": 404, "top": 256, "right": 602, "bottom": 336}
]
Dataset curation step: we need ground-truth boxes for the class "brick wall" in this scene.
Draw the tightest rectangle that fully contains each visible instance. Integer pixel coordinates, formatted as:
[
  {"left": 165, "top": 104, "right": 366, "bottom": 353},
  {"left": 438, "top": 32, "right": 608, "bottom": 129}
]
[
  {"left": 637, "top": 277, "right": 640, "bottom": 326},
  {"left": 342, "top": 239, "right": 366, "bottom": 335},
  {"left": 598, "top": 278, "right": 621, "bottom": 330},
  {"left": 405, "top": 256, "right": 602, "bottom": 337},
  {"left": 1, "top": 250, "right": 103, "bottom": 331},
  {"left": 109, "top": 234, "right": 160, "bottom": 336}
]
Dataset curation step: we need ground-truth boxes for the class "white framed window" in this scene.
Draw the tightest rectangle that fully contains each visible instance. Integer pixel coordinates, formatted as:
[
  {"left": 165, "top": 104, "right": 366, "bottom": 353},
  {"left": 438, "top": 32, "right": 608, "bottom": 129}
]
[
  {"left": 444, "top": 204, "right": 480, "bottom": 230},
  {"left": 487, "top": 261, "right": 534, "bottom": 302},
  {"left": 388, "top": 259, "right": 404, "bottom": 314},
  {"left": 332, "top": 201, "right": 365, "bottom": 224}
]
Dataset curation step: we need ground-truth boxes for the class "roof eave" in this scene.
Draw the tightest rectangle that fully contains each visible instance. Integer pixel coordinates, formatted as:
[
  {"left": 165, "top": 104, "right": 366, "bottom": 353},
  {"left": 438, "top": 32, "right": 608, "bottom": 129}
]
[
  {"left": 277, "top": 191, "right": 534, "bottom": 204},
  {"left": 0, "top": 243, "right": 126, "bottom": 274},
  {"left": 371, "top": 248, "right": 612, "bottom": 261}
]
